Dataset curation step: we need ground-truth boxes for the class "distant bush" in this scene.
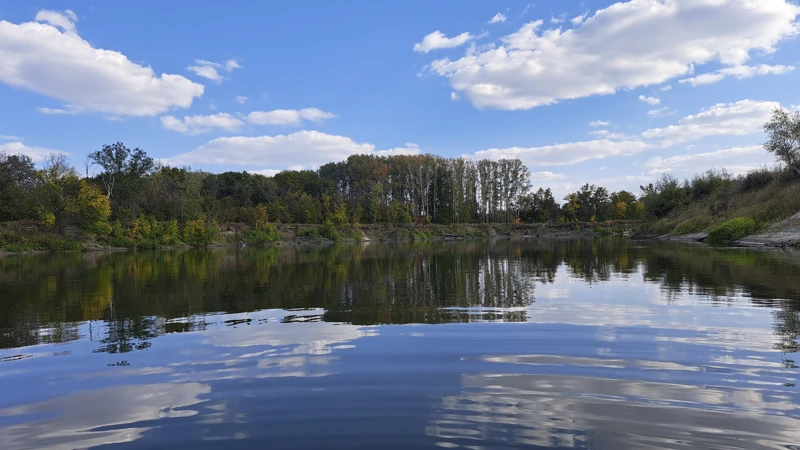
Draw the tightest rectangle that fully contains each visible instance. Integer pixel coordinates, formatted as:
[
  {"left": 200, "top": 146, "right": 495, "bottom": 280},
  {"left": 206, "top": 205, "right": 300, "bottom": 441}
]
[
  {"left": 690, "top": 168, "right": 733, "bottom": 200},
  {"left": 182, "top": 215, "right": 218, "bottom": 247},
  {"left": 243, "top": 223, "right": 281, "bottom": 245},
  {"left": 707, "top": 217, "right": 756, "bottom": 245},
  {"left": 641, "top": 173, "right": 691, "bottom": 218},
  {"left": 319, "top": 221, "right": 341, "bottom": 242},
  {"left": 739, "top": 168, "right": 775, "bottom": 193}
]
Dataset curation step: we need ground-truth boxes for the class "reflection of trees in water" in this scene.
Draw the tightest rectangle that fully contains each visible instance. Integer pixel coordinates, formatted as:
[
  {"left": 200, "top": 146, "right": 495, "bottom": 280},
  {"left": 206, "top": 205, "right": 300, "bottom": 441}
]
[{"left": 1, "top": 239, "right": 799, "bottom": 351}]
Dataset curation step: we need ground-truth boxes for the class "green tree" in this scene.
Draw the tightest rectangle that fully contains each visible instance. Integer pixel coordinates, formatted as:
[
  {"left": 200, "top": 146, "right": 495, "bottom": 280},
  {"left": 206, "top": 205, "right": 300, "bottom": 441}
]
[
  {"left": 0, "top": 153, "right": 37, "bottom": 221},
  {"left": 88, "top": 142, "right": 154, "bottom": 216},
  {"left": 77, "top": 180, "right": 112, "bottom": 235},
  {"left": 35, "top": 153, "right": 80, "bottom": 234},
  {"left": 764, "top": 108, "right": 800, "bottom": 176}
]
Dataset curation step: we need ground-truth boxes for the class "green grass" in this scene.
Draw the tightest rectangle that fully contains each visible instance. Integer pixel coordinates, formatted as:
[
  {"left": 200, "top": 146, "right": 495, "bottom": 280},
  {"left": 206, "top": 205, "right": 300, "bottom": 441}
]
[
  {"left": 707, "top": 217, "right": 757, "bottom": 245},
  {"left": 670, "top": 215, "right": 713, "bottom": 235},
  {"left": 0, "top": 229, "right": 83, "bottom": 252}
]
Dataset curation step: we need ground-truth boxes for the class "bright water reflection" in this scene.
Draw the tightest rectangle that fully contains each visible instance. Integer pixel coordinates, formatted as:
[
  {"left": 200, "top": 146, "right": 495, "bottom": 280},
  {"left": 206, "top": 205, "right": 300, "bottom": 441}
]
[{"left": 0, "top": 238, "right": 799, "bottom": 449}]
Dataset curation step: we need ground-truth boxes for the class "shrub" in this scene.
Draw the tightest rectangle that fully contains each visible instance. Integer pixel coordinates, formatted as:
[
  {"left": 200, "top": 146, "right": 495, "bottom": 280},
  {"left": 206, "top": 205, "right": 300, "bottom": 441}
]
[
  {"left": 183, "top": 215, "right": 218, "bottom": 247},
  {"left": 243, "top": 223, "right": 281, "bottom": 245},
  {"left": 690, "top": 168, "right": 733, "bottom": 200},
  {"left": 319, "top": 221, "right": 341, "bottom": 242},
  {"left": 707, "top": 217, "right": 756, "bottom": 245},
  {"left": 162, "top": 219, "right": 180, "bottom": 246},
  {"left": 739, "top": 168, "right": 775, "bottom": 193},
  {"left": 640, "top": 173, "right": 691, "bottom": 218},
  {"left": 298, "top": 227, "right": 322, "bottom": 239}
]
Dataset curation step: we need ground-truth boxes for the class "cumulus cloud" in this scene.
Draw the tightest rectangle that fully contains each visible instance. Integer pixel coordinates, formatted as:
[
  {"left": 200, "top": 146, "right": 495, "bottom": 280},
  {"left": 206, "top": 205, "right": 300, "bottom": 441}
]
[
  {"left": 589, "top": 120, "right": 611, "bottom": 128},
  {"left": 169, "top": 131, "right": 420, "bottom": 171},
  {"left": 413, "top": 31, "right": 473, "bottom": 53},
  {"left": 644, "top": 145, "right": 771, "bottom": 175},
  {"left": 235, "top": 96, "right": 248, "bottom": 104},
  {"left": 160, "top": 113, "right": 245, "bottom": 134},
  {"left": 571, "top": 13, "right": 588, "bottom": 25},
  {"left": 0, "top": 11, "right": 204, "bottom": 116},
  {"left": 0, "top": 135, "right": 21, "bottom": 141},
  {"left": 424, "top": 0, "right": 800, "bottom": 110},
  {"left": 489, "top": 13, "right": 507, "bottom": 24},
  {"left": 638, "top": 95, "right": 660, "bottom": 106},
  {"left": 34, "top": 9, "right": 77, "bottom": 32},
  {"left": 470, "top": 139, "right": 650, "bottom": 168},
  {"left": 187, "top": 59, "right": 242, "bottom": 83},
  {"left": 679, "top": 64, "right": 794, "bottom": 86},
  {"left": 641, "top": 99, "right": 778, "bottom": 147},
  {"left": 0, "top": 141, "right": 60, "bottom": 160},
  {"left": 246, "top": 108, "right": 337, "bottom": 126},
  {"left": 450, "top": 92, "right": 460, "bottom": 100}
]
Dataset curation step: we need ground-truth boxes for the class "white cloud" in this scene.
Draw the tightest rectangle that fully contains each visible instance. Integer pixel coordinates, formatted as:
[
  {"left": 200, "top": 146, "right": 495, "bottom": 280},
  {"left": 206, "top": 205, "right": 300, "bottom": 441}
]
[
  {"left": 589, "top": 129, "right": 635, "bottom": 140},
  {"left": 246, "top": 108, "right": 337, "bottom": 126},
  {"left": 450, "top": 92, "right": 460, "bottom": 100},
  {"left": 249, "top": 169, "right": 283, "bottom": 178},
  {"left": 641, "top": 99, "right": 778, "bottom": 147},
  {"left": 38, "top": 105, "right": 83, "bottom": 115},
  {"left": 0, "top": 141, "right": 60, "bottom": 160},
  {"left": 660, "top": 85, "right": 672, "bottom": 91},
  {"left": 489, "top": 13, "right": 507, "bottom": 24},
  {"left": 169, "top": 131, "right": 420, "bottom": 171},
  {"left": 550, "top": 15, "right": 566, "bottom": 24},
  {"left": 235, "top": 96, "right": 248, "bottom": 104},
  {"left": 589, "top": 120, "right": 611, "bottom": 128},
  {"left": 471, "top": 139, "right": 650, "bottom": 168},
  {"left": 425, "top": 0, "right": 800, "bottom": 110},
  {"left": 0, "top": 11, "right": 204, "bottom": 116},
  {"left": 160, "top": 113, "right": 245, "bottom": 134},
  {"left": 34, "top": 10, "right": 77, "bottom": 32},
  {"left": 679, "top": 64, "right": 794, "bottom": 86},
  {"left": 647, "top": 107, "right": 673, "bottom": 118},
  {"left": 413, "top": 31, "right": 473, "bottom": 53},
  {"left": 0, "top": 135, "right": 21, "bottom": 141},
  {"left": 644, "top": 145, "right": 770, "bottom": 175},
  {"left": 530, "top": 171, "right": 567, "bottom": 182},
  {"left": 187, "top": 59, "right": 241, "bottom": 83},
  {"left": 571, "top": 13, "right": 588, "bottom": 25},
  {"left": 638, "top": 95, "right": 660, "bottom": 106}
]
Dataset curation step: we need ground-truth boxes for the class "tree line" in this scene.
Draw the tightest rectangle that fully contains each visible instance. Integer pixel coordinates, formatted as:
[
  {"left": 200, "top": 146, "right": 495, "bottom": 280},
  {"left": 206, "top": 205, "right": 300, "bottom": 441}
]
[
  {"left": 0, "top": 145, "right": 644, "bottom": 238},
  {"left": 2, "top": 107, "right": 799, "bottom": 246}
]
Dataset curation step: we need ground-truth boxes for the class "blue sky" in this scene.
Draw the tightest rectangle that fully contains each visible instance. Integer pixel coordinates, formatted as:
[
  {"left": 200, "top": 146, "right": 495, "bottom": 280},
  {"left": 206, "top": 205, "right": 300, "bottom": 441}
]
[{"left": 2, "top": 0, "right": 800, "bottom": 198}]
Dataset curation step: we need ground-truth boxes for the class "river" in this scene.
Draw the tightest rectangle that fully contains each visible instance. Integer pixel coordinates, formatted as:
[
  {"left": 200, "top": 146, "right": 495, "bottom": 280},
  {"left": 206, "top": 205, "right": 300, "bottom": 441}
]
[{"left": 1, "top": 238, "right": 799, "bottom": 449}]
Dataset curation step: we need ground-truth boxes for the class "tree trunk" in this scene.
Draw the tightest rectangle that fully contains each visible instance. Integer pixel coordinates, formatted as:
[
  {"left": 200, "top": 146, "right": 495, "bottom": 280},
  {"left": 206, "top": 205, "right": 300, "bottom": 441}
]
[{"left": 792, "top": 165, "right": 800, "bottom": 177}]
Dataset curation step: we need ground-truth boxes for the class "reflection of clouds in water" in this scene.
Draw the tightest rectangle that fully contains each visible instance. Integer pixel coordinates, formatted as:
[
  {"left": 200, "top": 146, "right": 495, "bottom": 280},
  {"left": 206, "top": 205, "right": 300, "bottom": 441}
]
[
  {"left": 158, "top": 309, "right": 379, "bottom": 381},
  {"left": 427, "top": 373, "right": 800, "bottom": 449},
  {"left": 0, "top": 382, "right": 209, "bottom": 450}
]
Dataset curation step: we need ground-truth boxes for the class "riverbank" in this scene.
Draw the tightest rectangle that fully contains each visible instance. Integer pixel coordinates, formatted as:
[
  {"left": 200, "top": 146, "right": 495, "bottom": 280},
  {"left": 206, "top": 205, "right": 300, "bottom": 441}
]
[
  {"left": 632, "top": 168, "right": 800, "bottom": 247},
  {"left": 0, "top": 220, "right": 640, "bottom": 254},
  {"left": 643, "top": 211, "right": 800, "bottom": 248}
]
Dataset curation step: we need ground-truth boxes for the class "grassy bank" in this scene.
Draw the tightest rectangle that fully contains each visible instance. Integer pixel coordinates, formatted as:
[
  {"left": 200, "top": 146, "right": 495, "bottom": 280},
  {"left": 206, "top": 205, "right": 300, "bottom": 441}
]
[
  {"left": 0, "top": 220, "right": 639, "bottom": 253},
  {"left": 635, "top": 168, "right": 800, "bottom": 244}
]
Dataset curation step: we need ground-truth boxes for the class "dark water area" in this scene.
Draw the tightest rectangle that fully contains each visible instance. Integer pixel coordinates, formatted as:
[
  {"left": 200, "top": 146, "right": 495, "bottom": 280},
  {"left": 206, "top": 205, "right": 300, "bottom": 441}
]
[{"left": 1, "top": 238, "right": 799, "bottom": 449}]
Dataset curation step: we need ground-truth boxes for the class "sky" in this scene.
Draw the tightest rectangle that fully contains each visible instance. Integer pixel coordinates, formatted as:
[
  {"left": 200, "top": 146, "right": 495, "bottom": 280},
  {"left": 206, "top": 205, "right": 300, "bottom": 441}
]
[{"left": 1, "top": 0, "right": 800, "bottom": 198}]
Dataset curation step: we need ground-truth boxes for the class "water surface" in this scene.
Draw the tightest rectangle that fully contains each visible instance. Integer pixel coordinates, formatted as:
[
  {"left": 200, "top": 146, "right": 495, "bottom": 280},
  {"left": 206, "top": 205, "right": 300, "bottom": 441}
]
[{"left": 1, "top": 238, "right": 799, "bottom": 449}]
